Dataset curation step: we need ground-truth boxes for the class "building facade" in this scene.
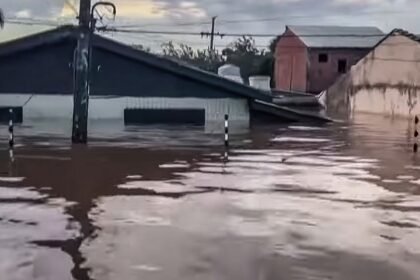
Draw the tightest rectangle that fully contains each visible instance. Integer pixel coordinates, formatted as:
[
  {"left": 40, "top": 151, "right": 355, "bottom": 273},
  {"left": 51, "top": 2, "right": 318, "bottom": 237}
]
[
  {"left": 326, "top": 30, "right": 420, "bottom": 120},
  {"left": 275, "top": 25, "right": 384, "bottom": 94},
  {"left": 0, "top": 26, "right": 329, "bottom": 140}
]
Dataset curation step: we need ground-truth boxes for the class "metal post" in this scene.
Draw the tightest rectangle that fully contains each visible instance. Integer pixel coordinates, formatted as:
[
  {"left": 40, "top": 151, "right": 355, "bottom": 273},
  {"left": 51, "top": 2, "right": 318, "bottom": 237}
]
[
  {"left": 8, "top": 109, "right": 14, "bottom": 162},
  {"left": 72, "top": 30, "right": 90, "bottom": 144},
  {"left": 72, "top": 0, "right": 92, "bottom": 144},
  {"left": 210, "top": 16, "right": 217, "bottom": 51},
  {"left": 8, "top": 109, "right": 14, "bottom": 148},
  {"left": 223, "top": 113, "right": 229, "bottom": 160},
  {"left": 224, "top": 114, "right": 229, "bottom": 148},
  {"left": 79, "top": 0, "right": 92, "bottom": 27},
  {"left": 414, "top": 115, "right": 419, "bottom": 153}
]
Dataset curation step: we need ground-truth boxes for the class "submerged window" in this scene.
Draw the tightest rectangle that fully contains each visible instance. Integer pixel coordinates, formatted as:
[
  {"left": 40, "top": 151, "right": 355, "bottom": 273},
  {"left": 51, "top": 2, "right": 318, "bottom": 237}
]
[
  {"left": 338, "top": 59, "right": 347, "bottom": 73},
  {"left": 124, "top": 108, "right": 205, "bottom": 126},
  {"left": 318, "top": 53, "right": 328, "bottom": 63}
]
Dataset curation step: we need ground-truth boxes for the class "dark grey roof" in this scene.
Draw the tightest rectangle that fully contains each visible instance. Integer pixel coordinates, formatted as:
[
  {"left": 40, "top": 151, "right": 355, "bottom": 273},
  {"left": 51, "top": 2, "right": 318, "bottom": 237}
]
[
  {"left": 0, "top": 26, "right": 331, "bottom": 123},
  {"left": 0, "top": 26, "right": 271, "bottom": 102},
  {"left": 287, "top": 25, "right": 385, "bottom": 49}
]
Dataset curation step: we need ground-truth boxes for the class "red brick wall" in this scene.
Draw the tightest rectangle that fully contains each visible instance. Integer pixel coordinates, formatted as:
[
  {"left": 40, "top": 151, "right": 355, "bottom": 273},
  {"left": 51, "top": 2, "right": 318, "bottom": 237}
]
[
  {"left": 275, "top": 29, "right": 308, "bottom": 92},
  {"left": 307, "top": 49, "right": 370, "bottom": 93}
]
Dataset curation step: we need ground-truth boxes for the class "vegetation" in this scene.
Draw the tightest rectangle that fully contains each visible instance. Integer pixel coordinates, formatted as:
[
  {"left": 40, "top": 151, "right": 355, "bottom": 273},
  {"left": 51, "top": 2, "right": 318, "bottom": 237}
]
[
  {"left": 158, "top": 36, "right": 276, "bottom": 85},
  {"left": 161, "top": 41, "right": 224, "bottom": 73},
  {"left": 223, "top": 36, "right": 274, "bottom": 83}
]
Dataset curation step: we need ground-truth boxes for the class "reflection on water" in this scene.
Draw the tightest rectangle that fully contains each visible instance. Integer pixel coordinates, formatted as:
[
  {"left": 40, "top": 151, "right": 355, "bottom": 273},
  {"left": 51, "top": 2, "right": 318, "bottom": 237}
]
[{"left": 0, "top": 115, "right": 420, "bottom": 280}]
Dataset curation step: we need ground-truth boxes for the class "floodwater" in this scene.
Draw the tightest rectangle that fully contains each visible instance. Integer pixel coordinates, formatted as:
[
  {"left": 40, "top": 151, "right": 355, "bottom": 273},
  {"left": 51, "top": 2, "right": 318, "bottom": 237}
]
[{"left": 0, "top": 115, "right": 420, "bottom": 280}]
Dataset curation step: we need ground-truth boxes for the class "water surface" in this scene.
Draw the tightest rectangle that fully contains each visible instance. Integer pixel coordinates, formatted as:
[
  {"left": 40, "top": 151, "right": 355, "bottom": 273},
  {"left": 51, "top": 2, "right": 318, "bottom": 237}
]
[{"left": 0, "top": 115, "right": 419, "bottom": 280}]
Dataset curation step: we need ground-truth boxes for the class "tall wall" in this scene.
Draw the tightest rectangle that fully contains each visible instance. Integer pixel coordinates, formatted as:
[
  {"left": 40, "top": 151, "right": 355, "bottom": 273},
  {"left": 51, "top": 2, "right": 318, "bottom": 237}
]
[
  {"left": 326, "top": 34, "right": 420, "bottom": 119},
  {"left": 275, "top": 29, "right": 308, "bottom": 92},
  {"left": 307, "top": 48, "right": 369, "bottom": 93}
]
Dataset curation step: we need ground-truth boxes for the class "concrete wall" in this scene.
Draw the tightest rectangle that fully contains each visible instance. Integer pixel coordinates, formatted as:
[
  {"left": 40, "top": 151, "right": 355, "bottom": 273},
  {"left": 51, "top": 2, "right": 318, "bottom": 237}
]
[
  {"left": 0, "top": 94, "right": 249, "bottom": 135},
  {"left": 326, "top": 34, "right": 420, "bottom": 119},
  {"left": 275, "top": 29, "right": 308, "bottom": 92},
  {"left": 307, "top": 48, "right": 369, "bottom": 93}
]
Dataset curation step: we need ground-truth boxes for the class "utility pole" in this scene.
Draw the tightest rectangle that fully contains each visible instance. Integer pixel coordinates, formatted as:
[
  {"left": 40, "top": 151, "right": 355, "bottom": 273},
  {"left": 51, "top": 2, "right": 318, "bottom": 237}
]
[
  {"left": 209, "top": 16, "right": 217, "bottom": 51},
  {"left": 72, "top": 0, "right": 91, "bottom": 143}
]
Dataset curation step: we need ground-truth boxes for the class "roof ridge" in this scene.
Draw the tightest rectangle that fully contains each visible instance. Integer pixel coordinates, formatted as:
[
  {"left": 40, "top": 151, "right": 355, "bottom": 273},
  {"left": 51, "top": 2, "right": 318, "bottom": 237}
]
[
  {"left": 287, "top": 24, "right": 381, "bottom": 29},
  {"left": 390, "top": 28, "right": 420, "bottom": 42}
]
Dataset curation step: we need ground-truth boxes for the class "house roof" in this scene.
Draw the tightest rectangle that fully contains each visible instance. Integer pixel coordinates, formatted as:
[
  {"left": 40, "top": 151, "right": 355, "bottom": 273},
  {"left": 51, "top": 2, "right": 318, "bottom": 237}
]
[
  {"left": 0, "top": 25, "right": 273, "bottom": 102},
  {"left": 0, "top": 26, "right": 331, "bottom": 123},
  {"left": 286, "top": 25, "right": 385, "bottom": 49}
]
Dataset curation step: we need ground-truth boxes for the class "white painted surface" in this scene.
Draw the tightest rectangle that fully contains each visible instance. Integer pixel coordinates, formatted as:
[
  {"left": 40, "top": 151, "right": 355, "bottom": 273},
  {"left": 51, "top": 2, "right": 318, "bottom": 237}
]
[
  {"left": 249, "top": 76, "right": 271, "bottom": 91},
  {"left": 218, "top": 64, "right": 244, "bottom": 84},
  {"left": 350, "top": 88, "right": 420, "bottom": 118},
  {"left": 0, "top": 94, "right": 250, "bottom": 134},
  {"left": 218, "top": 64, "right": 241, "bottom": 77},
  {"left": 327, "top": 34, "right": 420, "bottom": 119}
]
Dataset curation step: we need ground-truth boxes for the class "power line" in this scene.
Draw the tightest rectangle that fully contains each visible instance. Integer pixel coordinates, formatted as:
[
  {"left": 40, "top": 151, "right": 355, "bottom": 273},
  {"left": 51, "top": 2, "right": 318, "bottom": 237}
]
[
  {"left": 109, "top": 20, "right": 212, "bottom": 29},
  {"left": 93, "top": 8, "right": 417, "bottom": 30},
  {"left": 98, "top": 27, "right": 385, "bottom": 38}
]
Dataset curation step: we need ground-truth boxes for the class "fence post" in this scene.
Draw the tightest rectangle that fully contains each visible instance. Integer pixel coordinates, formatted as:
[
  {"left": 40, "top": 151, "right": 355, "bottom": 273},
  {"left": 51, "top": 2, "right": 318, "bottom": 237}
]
[
  {"left": 414, "top": 115, "right": 419, "bottom": 153},
  {"left": 224, "top": 114, "right": 229, "bottom": 160},
  {"left": 8, "top": 109, "right": 14, "bottom": 162},
  {"left": 8, "top": 109, "right": 14, "bottom": 148},
  {"left": 224, "top": 114, "right": 229, "bottom": 148}
]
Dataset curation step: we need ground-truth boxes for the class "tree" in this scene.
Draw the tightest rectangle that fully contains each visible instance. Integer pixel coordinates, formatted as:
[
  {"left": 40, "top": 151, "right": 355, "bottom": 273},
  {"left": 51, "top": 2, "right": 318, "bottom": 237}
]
[
  {"left": 161, "top": 41, "right": 224, "bottom": 73},
  {"left": 222, "top": 36, "right": 271, "bottom": 83},
  {"left": 157, "top": 36, "right": 277, "bottom": 87},
  {"left": 0, "top": 9, "right": 4, "bottom": 29}
]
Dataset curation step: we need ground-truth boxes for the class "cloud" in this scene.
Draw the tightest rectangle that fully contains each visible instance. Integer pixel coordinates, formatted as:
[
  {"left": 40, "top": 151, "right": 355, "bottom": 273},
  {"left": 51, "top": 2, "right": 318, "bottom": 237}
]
[
  {"left": 1, "top": 0, "right": 65, "bottom": 18},
  {"left": 1, "top": 0, "right": 420, "bottom": 49}
]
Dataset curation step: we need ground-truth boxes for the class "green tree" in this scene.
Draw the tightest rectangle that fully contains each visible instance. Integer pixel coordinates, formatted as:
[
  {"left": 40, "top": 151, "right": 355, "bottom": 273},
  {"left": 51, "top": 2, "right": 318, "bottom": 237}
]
[
  {"left": 222, "top": 36, "right": 271, "bottom": 83},
  {"left": 157, "top": 36, "right": 277, "bottom": 87},
  {"left": 161, "top": 41, "right": 224, "bottom": 73}
]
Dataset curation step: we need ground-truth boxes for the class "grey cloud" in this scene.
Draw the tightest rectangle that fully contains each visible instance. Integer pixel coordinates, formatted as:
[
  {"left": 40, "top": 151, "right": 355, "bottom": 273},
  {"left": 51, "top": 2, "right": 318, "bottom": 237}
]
[
  {"left": 0, "top": 0, "right": 67, "bottom": 18},
  {"left": 1, "top": 0, "right": 419, "bottom": 48}
]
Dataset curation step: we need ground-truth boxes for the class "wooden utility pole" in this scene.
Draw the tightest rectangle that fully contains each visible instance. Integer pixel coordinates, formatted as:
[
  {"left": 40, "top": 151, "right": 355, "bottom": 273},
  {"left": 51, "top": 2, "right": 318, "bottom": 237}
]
[
  {"left": 72, "top": 0, "right": 92, "bottom": 143},
  {"left": 209, "top": 16, "right": 217, "bottom": 51}
]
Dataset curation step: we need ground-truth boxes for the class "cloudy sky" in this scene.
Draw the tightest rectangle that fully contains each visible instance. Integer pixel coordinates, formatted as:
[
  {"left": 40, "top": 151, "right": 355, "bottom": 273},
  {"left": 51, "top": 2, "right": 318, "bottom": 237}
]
[{"left": 0, "top": 0, "right": 419, "bottom": 50}]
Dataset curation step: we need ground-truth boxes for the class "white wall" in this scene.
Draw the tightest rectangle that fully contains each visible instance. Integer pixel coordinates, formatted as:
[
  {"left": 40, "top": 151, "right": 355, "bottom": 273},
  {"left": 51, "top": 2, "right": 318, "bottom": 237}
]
[
  {"left": 327, "top": 34, "right": 420, "bottom": 119},
  {"left": 349, "top": 88, "right": 420, "bottom": 118},
  {"left": 0, "top": 94, "right": 250, "bottom": 134}
]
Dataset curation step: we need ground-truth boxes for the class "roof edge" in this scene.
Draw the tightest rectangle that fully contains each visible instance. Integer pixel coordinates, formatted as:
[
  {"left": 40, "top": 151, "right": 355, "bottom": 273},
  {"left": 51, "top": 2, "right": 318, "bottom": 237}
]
[
  {"left": 373, "top": 28, "right": 420, "bottom": 49},
  {"left": 92, "top": 33, "right": 272, "bottom": 102},
  {"left": 0, "top": 25, "right": 78, "bottom": 57}
]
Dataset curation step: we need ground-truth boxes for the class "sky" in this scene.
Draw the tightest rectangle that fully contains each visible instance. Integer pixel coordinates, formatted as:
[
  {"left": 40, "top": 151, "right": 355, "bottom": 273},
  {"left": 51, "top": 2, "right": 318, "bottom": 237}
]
[{"left": 0, "top": 0, "right": 419, "bottom": 50}]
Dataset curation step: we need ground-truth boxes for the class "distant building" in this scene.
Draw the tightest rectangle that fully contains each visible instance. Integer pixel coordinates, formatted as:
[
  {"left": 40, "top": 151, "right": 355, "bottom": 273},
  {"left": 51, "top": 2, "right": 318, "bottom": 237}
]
[
  {"left": 326, "top": 29, "right": 420, "bottom": 119},
  {"left": 0, "top": 26, "right": 328, "bottom": 137},
  {"left": 274, "top": 25, "right": 384, "bottom": 93}
]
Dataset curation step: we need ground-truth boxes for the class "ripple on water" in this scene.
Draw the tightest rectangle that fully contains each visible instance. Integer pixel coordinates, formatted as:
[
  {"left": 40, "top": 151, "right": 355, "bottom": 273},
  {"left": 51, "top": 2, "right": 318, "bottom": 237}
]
[{"left": 1, "top": 117, "right": 420, "bottom": 280}]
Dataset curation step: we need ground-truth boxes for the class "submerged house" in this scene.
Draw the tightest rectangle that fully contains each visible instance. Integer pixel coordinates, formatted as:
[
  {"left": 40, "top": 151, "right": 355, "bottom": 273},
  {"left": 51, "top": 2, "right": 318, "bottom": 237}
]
[
  {"left": 326, "top": 29, "right": 420, "bottom": 119},
  {"left": 274, "top": 25, "right": 384, "bottom": 94},
  {"left": 0, "top": 26, "right": 329, "bottom": 138}
]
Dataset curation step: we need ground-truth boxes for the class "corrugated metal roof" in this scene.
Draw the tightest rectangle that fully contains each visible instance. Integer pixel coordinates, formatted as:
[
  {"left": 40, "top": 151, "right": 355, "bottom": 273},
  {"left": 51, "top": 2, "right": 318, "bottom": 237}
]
[{"left": 287, "top": 25, "right": 384, "bottom": 48}]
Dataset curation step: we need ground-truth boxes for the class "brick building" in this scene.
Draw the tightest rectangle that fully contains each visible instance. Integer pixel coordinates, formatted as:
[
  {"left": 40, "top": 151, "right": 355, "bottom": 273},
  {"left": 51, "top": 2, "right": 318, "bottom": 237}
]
[{"left": 275, "top": 25, "right": 384, "bottom": 93}]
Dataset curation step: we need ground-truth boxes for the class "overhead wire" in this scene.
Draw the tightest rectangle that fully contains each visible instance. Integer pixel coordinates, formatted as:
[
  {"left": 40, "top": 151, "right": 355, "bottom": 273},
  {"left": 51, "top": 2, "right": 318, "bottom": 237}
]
[{"left": 98, "top": 27, "right": 386, "bottom": 38}]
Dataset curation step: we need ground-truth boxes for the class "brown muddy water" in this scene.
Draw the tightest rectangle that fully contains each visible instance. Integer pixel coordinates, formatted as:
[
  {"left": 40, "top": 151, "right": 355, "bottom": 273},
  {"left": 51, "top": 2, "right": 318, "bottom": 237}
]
[{"left": 0, "top": 115, "right": 420, "bottom": 280}]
